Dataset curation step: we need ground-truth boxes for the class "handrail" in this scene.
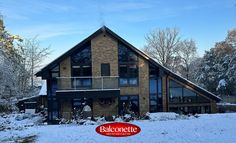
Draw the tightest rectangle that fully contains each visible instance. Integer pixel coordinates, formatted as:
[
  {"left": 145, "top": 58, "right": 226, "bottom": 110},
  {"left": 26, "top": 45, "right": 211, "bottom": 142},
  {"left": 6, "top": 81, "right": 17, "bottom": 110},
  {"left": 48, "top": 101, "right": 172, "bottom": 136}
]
[
  {"left": 57, "top": 76, "right": 119, "bottom": 79},
  {"left": 56, "top": 76, "right": 119, "bottom": 91}
]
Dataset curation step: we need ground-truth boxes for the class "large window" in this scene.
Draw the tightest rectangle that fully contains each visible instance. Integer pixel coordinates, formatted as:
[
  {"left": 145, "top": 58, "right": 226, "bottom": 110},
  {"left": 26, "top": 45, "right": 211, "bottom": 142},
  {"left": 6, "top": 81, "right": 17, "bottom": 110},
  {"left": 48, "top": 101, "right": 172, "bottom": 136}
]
[
  {"left": 118, "top": 44, "right": 138, "bottom": 63},
  {"left": 118, "top": 43, "right": 138, "bottom": 86},
  {"left": 169, "top": 106, "right": 211, "bottom": 114},
  {"left": 119, "top": 95, "right": 139, "bottom": 116},
  {"left": 48, "top": 98, "right": 59, "bottom": 120},
  {"left": 48, "top": 66, "right": 60, "bottom": 121},
  {"left": 169, "top": 79, "right": 209, "bottom": 104},
  {"left": 183, "top": 88, "right": 197, "bottom": 103},
  {"left": 169, "top": 87, "right": 183, "bottom": 103},
  {"left": 71, "top": 46, "right": 91, "bottom": 65},
  {"left": 71, "top": 45, "right": 92, "bottom": 88},
  {"left": 150, "top": 79, "right": 158, "bottom": 112},
  {"left": 50, "top": 65, "right": 59, "bottom": 96},
  {"left": 119, "top": 64, "right": 138, "bottom": 85},
  {"left": 149, "top": 64, "right": 162, "bottom": 112}
]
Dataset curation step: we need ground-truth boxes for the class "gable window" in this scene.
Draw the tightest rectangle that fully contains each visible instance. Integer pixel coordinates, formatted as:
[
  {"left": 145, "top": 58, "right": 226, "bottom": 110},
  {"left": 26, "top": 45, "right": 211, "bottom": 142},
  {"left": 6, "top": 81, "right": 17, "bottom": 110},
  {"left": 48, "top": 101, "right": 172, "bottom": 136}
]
[
  {"left": 169, "top": 79, "right": 209, "bottom": 104},
  {"left": 169, "top": 80, "right": 183, "bottom": 103},
  {"left": 71, "top": 45, "right": 92, "bottom": 88},
  {"left": 183, "top": 88, "right": 197, "bottom": 103},
  {"left": 118, "top": 43, "right": 138, "bottom": 86},
  {"left": 71, "top": 46, "right": 91, "bottom": 65}
]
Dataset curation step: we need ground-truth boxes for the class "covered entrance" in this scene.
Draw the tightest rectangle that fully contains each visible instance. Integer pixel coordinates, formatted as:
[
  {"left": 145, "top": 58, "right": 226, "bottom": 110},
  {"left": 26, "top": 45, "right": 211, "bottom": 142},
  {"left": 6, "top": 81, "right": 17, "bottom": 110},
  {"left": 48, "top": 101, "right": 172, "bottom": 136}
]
[{"left": 56, "top": 89, "right": 120, "bottom": 120}]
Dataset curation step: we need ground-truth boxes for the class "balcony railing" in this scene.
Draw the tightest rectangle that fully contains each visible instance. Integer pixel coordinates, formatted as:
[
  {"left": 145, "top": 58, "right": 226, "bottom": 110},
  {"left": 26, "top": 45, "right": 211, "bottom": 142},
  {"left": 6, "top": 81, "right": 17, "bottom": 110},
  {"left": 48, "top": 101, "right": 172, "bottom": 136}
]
[{"left": 56, "top": 76, "right": 119, "bottom": 91}]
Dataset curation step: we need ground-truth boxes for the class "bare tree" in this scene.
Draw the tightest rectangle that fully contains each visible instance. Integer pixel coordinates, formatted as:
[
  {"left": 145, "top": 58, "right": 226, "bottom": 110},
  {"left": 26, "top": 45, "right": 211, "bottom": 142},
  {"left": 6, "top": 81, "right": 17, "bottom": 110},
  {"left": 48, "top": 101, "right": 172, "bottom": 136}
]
[
  {"left": 143, "top": 28, "right": 180, "bottom": 69},
  {"left": 176, "top": 39, "right": 197, "bottom": 79},
  {"left": 18, "top": 37, "right": 50, "bottom": 89}
]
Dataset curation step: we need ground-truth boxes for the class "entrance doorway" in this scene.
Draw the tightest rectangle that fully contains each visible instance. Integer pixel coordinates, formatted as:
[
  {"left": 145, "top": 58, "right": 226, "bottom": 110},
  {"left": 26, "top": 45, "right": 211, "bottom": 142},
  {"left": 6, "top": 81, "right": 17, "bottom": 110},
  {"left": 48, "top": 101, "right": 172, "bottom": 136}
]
[
  {"left": 72, "top": 98, "right": 93, "bottom": 119},
  {"left": 119, "top": 95, "right": 139, "bottom": 116}
]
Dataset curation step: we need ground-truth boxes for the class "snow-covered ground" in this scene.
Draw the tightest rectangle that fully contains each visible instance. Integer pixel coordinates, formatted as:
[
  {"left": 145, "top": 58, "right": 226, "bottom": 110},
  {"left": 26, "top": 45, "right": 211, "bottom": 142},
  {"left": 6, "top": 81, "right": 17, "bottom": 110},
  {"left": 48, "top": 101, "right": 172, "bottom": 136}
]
[{"left": 1, "top": 113, "right": 236, "bottom": 143}]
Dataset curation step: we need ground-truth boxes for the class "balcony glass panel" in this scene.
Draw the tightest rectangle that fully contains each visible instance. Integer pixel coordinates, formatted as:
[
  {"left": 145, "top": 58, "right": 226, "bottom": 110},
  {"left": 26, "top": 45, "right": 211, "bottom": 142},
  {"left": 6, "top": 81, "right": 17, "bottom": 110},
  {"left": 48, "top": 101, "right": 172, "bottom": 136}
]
[{"left": 57, "top": 76, "right": 119, "bottom": 91}]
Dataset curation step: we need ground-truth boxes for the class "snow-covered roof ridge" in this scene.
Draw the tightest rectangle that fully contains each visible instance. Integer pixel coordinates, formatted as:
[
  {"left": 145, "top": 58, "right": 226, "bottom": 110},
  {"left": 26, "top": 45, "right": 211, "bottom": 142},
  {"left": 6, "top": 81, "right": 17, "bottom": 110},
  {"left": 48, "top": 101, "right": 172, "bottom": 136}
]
[{"left": 18, "top": 95, "right": 41, "bottom": 101}]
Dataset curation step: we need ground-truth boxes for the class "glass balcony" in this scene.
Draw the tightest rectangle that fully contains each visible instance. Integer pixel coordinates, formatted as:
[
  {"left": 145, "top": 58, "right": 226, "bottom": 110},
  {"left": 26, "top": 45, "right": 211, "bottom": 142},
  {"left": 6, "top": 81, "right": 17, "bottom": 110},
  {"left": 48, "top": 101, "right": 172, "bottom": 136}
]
[{"left": 56, "top": 76, "right": 119, "bottom": 91}]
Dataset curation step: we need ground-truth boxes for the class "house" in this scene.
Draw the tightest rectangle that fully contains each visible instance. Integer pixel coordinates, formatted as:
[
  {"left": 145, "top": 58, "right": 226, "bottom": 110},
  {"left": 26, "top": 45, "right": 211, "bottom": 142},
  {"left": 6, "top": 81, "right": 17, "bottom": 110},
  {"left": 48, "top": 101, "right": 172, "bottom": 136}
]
[
  {"left": 16, "top": 81, "right": 47, "bottom": 113},
  {"left": 36, "top": 26, "right": 221, "bottom": 123}
]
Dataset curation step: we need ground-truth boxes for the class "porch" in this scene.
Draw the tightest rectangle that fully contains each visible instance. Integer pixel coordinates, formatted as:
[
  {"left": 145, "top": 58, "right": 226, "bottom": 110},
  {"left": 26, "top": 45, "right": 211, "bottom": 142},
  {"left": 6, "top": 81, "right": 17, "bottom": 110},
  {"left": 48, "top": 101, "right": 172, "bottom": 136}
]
[{"left": 55, "top": 76, "right": 120, "bottom": 119}]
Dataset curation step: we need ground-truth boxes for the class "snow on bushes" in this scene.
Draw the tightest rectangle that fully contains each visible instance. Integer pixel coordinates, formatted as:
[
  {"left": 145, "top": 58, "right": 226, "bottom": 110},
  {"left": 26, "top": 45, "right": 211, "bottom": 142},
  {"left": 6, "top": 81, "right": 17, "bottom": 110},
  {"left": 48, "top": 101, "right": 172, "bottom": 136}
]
[
  {"left": 0, "top": 112, "right": 199, "bottom": 132},
  {"left": 146, "top": 112, "right": 180, "bottom": 121},
  {"left": 58, "top": 112, "right": 196, "bottom": 126},
  {"left": 0, "top": 113, "right": 44, "bottom": 131}
]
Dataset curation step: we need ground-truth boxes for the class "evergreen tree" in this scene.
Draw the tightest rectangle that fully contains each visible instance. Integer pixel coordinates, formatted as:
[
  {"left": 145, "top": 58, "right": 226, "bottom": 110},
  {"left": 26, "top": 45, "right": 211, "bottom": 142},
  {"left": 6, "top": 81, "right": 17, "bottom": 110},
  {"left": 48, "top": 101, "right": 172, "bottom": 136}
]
[{"left": 196, "top": 41, "right": 236, "bottom": 96}]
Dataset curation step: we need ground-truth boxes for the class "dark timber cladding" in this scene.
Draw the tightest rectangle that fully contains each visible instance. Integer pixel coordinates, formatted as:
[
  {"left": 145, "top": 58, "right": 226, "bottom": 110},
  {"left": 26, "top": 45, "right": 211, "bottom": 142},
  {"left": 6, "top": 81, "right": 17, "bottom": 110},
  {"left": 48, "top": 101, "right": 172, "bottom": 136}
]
[{"left": 35, "top": 26, "right": 221, "bottom": 122}]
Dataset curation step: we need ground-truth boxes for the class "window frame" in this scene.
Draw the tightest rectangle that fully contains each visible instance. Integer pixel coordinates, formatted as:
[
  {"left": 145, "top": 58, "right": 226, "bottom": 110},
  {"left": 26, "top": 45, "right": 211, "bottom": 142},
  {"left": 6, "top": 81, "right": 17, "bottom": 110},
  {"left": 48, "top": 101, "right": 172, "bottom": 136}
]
[
  {"left": 119, "top": 95, "right": 139, "bottom": 115},
  {"left": 119, "top": 63, "right": 139, "bottom": 86},
  {"left": 169, "top": 79, "right": 210, "bottom": 104},
  {"left": 50, "top": 65, "right": 60, "bottom": 96},
  {"left": 101, "top": 63, "right": 110, "bottom": 76},
  {"left": 149, "top": 63, "right": 162, "bottom": 113},
  {"left": 70, "top": 45, "right": 92, "bottom": 89},
  {"left": 118, "top": 42, "right": 139, "bottom": 87}
]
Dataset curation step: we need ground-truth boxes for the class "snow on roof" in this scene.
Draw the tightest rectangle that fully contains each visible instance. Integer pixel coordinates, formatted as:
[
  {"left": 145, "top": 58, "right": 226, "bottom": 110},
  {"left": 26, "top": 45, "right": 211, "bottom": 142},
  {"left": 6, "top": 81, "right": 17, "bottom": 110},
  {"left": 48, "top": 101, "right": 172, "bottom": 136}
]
[
  {"left": 39, "top": 80, "right": 47, "bottom": 96},
  {"left": 18, "top": 81, "right": 47, "bottom": 102},
  {"left": 18, "top": 95, "right": 40, "bottom": 101},
  {"left": 217, "top": 102, "right": 236, "bottom": 106}
]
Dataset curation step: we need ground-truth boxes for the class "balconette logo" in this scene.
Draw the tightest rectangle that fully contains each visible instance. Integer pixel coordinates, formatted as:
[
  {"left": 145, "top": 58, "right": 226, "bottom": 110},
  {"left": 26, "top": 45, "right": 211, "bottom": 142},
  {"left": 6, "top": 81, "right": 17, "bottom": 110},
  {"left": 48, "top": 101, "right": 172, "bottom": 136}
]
[{"left": 96, "top": 122, "right": 141, "bottom": 137}]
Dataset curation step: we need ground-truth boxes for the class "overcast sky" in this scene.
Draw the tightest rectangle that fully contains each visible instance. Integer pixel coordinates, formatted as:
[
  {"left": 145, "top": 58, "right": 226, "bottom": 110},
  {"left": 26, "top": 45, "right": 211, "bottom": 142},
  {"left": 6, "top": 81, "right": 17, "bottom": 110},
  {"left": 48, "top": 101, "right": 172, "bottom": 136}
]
[{"left": 0, "top": 0, "right": 236, "bottom": 65}]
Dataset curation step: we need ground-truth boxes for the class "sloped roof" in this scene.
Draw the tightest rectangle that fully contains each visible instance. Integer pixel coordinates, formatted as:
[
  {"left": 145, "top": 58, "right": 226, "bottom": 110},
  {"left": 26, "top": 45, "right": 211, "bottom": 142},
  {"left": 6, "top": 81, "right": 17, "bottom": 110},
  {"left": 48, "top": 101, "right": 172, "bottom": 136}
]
[
  {"left": 35, "top": 26, "right": 221, "bottom": 102},
  {"left": 39, "top": 80, "right": 47, "bottom": 96}
]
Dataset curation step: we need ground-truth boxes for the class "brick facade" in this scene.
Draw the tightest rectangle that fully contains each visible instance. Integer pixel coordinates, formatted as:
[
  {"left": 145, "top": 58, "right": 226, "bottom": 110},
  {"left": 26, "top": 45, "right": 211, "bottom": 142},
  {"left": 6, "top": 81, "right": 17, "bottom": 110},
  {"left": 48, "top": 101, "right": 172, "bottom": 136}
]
[
  {"left": 93, "top": 98, "right": 118, "bottom": 117},
  {"left": 91, "top": 33, "right": 118, "bottom": 77},
  {"left": 61, "top": 99, "right": 72, "bottom": 119},
  {"left": 59, "top": 57, "right": 72, "bottom": 119},
  {"left": 211, "top": 100, "right": 217, "bottom": 113},
  {"left": 91, "top": 32, "right": 150, "bottom": 116},
  {"left": 59, "top": 57, "right": 71, "bottom": 89},
  {"left": 91, "top": 32, "right": 119, "bottom": 116},
  {"left": 138, "top": 57, "right": 149, "bottom": 115},
  {"left": 120, "top": 87, "right": 139, "bottom": 95}
]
